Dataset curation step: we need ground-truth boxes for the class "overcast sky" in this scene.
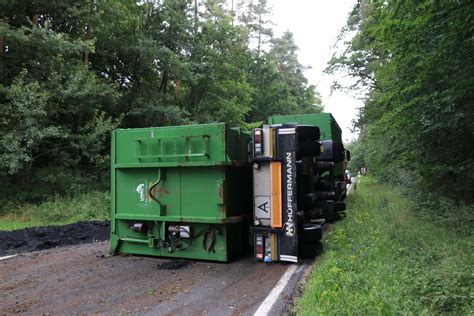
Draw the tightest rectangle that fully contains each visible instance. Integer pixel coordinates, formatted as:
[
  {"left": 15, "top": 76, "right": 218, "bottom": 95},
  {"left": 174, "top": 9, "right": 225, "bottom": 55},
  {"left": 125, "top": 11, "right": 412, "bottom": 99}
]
[{"left": 269, "top": 0, "right": 362, "bottom": 142}]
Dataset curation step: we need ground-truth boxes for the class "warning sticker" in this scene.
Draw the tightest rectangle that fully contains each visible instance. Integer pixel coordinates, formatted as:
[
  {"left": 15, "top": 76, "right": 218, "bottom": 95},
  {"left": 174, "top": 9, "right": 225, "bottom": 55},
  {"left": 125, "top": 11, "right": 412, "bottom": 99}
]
[{"left": 254, "top": 195, "right": 271, "bottom": 221}]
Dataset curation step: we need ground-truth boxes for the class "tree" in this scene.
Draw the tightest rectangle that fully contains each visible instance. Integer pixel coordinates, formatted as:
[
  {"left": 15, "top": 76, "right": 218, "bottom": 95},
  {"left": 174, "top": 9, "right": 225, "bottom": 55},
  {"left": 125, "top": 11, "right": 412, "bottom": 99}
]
[
  {"left": 238, "top": 0, "right": 273, "bottom": 55},
  {"left": 328, "top": 0, "right": 474, "bottom": 202},
  {"left": 0, "top": 0, "right": 322, "bottom": 201},
  {"left": 0, "top": 3, "right": 119, "bottom": 197}
]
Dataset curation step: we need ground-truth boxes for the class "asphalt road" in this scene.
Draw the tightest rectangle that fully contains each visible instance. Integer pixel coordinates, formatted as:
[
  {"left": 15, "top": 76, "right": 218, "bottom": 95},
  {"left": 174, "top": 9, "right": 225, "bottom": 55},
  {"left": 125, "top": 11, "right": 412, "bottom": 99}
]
[
  {"left": 0, "top": 241, "right": 307, "bottom": 315},
  {"left": 0, "top": 182, "right": 359, "bottom": 315}
]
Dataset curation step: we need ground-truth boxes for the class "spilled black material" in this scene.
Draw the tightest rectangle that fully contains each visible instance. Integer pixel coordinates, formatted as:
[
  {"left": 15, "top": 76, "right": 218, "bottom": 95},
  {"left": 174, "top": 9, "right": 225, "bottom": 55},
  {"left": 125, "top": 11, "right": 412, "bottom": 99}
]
[{"left": 0, "top": 221, "right": 109, "bottom": 256}]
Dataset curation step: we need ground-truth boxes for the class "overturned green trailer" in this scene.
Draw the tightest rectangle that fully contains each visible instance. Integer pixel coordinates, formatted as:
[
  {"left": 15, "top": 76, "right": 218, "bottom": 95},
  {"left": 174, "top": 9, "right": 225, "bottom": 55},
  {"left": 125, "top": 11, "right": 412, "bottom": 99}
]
[
  {"left": 109, "top": 114, "right": 350, "bottom": 263},
  {"left": 268, "top": 113, "right": 349, "bottom": 197},
  {"left": 248, "top": 113, "right": 351, "bottom": 263},
  {"left": 249, "top": 123, "right": 325, "bottom": 263},
  {"left": 267, "top": 113, "right": 350, "bottom": 223},
  {"left": 109, "top": 123, "right": 252, "bottom": 262},
  {"left": 268, "top": 113, "right": 344, "bottom": 179}
]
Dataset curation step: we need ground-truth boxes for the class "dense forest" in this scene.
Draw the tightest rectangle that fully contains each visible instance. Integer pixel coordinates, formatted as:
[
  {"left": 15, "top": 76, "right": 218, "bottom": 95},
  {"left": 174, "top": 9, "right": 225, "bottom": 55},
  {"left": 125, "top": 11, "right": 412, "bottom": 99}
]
[
  {"left": 2, "top": 0, "right": 473, "bottom": 220},
  {"left": 330, "top": 0, "right": 474, "bottom": 221},
  {"left": 0, "top": 0, "right": 322, "bottom": 204}
]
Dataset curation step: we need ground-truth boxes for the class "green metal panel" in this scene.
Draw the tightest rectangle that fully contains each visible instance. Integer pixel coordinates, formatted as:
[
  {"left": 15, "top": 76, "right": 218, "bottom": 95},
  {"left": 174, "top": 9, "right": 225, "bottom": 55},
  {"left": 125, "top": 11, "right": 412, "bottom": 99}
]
[
  {"left": 110, "top": 123, "right": 252, "bottom": 261},
  {"left": 268, "top": 113, "right": 342, "bottom": 143}
]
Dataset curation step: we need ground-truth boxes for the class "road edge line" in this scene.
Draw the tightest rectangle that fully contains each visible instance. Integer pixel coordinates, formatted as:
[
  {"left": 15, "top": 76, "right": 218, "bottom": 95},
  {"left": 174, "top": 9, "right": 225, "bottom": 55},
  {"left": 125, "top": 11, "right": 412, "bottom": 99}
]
[
  {"left": 0, "top": 254, "right": 18, "bottom": 261},
  {"left": 254, "top": 264, "right": 299, "bottom": 316}
]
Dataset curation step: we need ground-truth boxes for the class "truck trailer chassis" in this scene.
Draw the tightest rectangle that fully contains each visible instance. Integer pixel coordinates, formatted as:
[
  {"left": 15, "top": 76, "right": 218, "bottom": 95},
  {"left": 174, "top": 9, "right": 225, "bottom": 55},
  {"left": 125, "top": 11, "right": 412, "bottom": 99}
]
[{"left": 110, "top": 114, "right": 350, "bottom": 263}]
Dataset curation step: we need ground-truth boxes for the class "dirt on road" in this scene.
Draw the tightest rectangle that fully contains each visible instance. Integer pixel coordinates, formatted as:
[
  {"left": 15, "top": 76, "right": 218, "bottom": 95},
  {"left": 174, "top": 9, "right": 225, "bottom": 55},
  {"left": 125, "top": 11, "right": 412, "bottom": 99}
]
[
  {"left": 0, "top": 221, "right": 109, "bottom": 256},
  {"left": 0, "top": 242, "right": 290, "bottom": 315}
]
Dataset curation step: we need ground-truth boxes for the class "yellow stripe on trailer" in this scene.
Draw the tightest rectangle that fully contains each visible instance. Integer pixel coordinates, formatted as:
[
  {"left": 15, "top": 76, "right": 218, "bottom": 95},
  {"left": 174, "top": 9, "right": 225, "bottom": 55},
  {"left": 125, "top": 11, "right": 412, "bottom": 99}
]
[
  {"left": 270, "top": 161, "right": 282, "bottom": 228},
  {"left": 271, "top": 233, "right": 277, "bottom": 261}
]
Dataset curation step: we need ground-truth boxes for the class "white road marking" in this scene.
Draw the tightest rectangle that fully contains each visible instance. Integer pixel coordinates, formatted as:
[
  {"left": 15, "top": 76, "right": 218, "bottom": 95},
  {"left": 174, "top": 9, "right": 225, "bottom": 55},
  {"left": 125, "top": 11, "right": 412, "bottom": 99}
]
[
  {"left": 0, "top": 254, "right": 18, "bottom": 261},
  {"left": 255, "top": 179, "right": 356, "bottom": 315},
  {"left": 254, "top": 263, "right": 304, "bottom": 316}
]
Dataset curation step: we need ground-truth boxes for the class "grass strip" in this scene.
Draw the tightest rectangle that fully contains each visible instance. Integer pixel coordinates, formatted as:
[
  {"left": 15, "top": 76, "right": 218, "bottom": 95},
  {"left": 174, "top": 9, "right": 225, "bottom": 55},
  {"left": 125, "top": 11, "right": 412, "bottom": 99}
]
[
  {"left": 296, "top": 177, "right": 473, "bottom": 315},
  {"left": 0, "top": 191, "right": 110, "bottom": 231}
]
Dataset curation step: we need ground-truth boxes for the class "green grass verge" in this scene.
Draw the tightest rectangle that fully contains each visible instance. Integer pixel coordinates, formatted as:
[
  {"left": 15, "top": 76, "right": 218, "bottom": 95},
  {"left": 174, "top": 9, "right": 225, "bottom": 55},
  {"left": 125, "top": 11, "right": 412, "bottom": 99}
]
[
  {"left": 0, "top": 191, "right": 110, "bottom": 231},
  {"left": 296, "top": 177, "right": 473, "bottom": 315}
]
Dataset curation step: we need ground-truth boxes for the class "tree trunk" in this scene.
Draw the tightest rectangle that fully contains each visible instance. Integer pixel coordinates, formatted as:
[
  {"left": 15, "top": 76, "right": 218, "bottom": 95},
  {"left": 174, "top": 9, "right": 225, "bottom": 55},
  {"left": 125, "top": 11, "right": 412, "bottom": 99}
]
[
  {"left": 174, "top": 79, "right": 181, "bottom": 104},
  {"left": 30, "top": 14, "right": 39, "bottom": 26},
  {"left": 84, "top": 0, "right": 94, "bottom": 63},
  {"left": 231, "top": 0, "right": 234, "bottom": 25},
  {"left": 194, "top": 0, "right": 198, "bottom": 35},
  {"left": 26, "top": 1, "right": 39, "bottom": 26},
  {"left": 160, "top": 71, "right": 169, "bottom": 94}
]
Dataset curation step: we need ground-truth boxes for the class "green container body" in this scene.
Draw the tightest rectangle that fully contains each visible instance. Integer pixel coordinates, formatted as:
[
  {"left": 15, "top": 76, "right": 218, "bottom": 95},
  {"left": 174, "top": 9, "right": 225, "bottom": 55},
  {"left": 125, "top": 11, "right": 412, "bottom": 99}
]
[
  {"left": 267, "top": 113, "right": 342, "bottom": 142},
  {"left": 110, "top": 123, "right": 252, "bottom": 261},
  {"left": 267, "top": 113, "right": 344, "bottom": 176}
]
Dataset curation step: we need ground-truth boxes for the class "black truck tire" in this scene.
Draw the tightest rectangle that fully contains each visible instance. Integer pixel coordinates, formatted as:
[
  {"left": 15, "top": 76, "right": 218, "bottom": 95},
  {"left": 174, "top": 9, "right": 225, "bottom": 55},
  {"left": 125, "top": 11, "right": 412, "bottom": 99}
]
[
  {"left": 300, "top": 223, "right": 323, "bottom": 243},
  {"left": 298, "top": 241, "right": 323, "bottom": 259},
  {"left": 323, "top": 208, "right": 335, "bottom": 223}
]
